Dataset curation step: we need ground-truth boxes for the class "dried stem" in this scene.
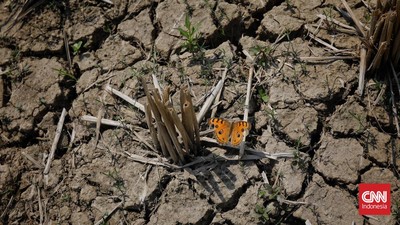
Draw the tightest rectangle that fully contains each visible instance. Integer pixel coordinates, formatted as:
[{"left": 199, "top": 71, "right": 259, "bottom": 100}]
[
  {"left": 105, "top": 84, "right": 145, "bottom": 113},
  {"left": 153, "top": 90, "right": 186, "bottom": 162},
  {"left": 388, "top": 75, "right": 400, "bottom": 137},
  {"left": 197, "top": 79, "right": 224, "bottom": 123},
  {"left": 44, "top": 108, "right": 67, "bottom": 175},
  {"left": 81, "top": 115, "right": 132, "bottom": 129},
  {"left": 358, "top": 46, "right": 367, "bottom": 95},
  {"left": 239, "top": 67, "right": 253, "bottom": 157},
  {"left": 341, "top": 0, "right": 366, "bottom": 37},
  {"left": 210, "top": 68, "right": 227, "bottom": 119},
  {"left": 145, "top": 103, "right": 160, "bottom": 151}
]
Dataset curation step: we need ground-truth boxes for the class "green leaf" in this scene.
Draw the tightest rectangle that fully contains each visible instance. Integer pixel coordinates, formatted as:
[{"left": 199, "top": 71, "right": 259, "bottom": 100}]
[
  {"left": 71, "top": 41, "right": 83, "bottom": 55},
  {"left": 257, "top": 87, "right": 269, "bottom": 103},
  {"left": 255, "top": 204, "right": 265, "bottom": 214},
  {"left": 185, "top": 14, "right": 191, "bottom": 29}
]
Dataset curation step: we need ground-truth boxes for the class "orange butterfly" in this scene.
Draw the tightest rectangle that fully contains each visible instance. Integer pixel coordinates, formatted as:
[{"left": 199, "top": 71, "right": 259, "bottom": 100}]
[{"left": 208, "top": 118, "right": 251, "bottom": 146}]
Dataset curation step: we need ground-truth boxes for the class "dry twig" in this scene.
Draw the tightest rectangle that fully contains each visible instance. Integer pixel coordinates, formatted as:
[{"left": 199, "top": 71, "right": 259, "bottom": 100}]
[{"left": 44, "top": 108, "right": 67, "bottom": 175}]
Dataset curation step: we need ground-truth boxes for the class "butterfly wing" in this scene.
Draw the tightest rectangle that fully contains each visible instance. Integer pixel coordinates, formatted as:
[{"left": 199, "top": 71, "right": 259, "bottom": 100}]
[
  {"left": 209, "top": 118, "right": 231, "bottom": 145},
  {"left": 230, "top": 121, "right": 251, "bottom": 146}
]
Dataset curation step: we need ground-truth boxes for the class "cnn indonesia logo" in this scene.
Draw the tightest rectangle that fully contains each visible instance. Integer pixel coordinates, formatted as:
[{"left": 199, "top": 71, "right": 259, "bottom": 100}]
[{"left": 358, "top": 183, "right": 391, "bottom": 215}]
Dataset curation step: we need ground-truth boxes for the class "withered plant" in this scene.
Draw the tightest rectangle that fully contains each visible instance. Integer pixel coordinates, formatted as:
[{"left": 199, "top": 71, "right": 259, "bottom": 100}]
[{"left": 139, "top": 77, "right": 200, "bottom": 165}]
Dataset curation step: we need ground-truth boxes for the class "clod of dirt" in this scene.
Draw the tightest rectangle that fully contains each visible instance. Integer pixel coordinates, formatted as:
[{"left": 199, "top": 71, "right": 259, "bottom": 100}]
[
  {"left": 361, "top": 167, "right": 400, "bottom": 189},
  {"left": 76, "top": 68, "right": 101, "bottom": 94},
  {"left": 257, "top": 5, "right": 303, "bottom": 39},
  {"left": 240, "top": 0, "right": 268, "bottom": 14},
  {"left": 260, "top": 129, "right": 293, "bottom": 154},
  {"left": 215, "top": 2, "right": 243, "bottom": 39},
  {"left": 118, "top": 8, "right": 154, "bottom": 49},
  {"left": 69, "top": 88, "right": 104, "bottom": 118},
  {"left": 313, "top": 133, "right": 370, "bottom": 184},
  {"left": 148, "top": 178, "right": 213, "bottom": 225},
  {"left": 213, "top": 183, "right": 262, "bottom": 224},
  {"left": 293, "top": 173, "right": 364, "bottom": 224},
  {"left": 74, "top": 51, "right": 99, "bottom": 73},
  {"left": 293, "top": 61, "right": 356, "bottom": 101},
  {"left": 96, "top": 35, "right": 142, "bottom": 70},
  {"left": 68, "top": 6, "right": 105, "bottom": 45},
  {"left": 0, "top": 164, "right": 12, "bottom": 190},
  {"left": 275, "top": 157, "right": 309, "bottom": 197},
  {"left": 0, "top": 58, "right": 64, "bottom": 144},
  {"left": 328, "top": 97, "right": 367, "bottom": 136},
  {"left": 0, "top": 47, "right": 12, "bottom": 65},
  {"left": 127, "top": 0, "right": 153, "bottom": 14},
  {"left": 367, "top": 105, "right": 391, "bottom": 129},
  {"left": 275, "top": 107, "right": 318, "bottom": 146},
  {"left": 268, "top": 77, "right": 302, "bottom": 109},
  {"left": 361, "top": 127, "right": 391, "bottom": 165},
  {"left": 70, "top": 212, "right": 92, "bottom": 225},
  {"left": 7, "top": 8, "right": 63, "bottom": 53}
]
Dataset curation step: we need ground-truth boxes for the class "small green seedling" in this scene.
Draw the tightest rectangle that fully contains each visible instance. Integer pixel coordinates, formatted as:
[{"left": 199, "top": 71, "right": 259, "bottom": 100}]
[
  {"left": 71, "top": 41, "right": 83, "bottom": 55},
  {"left": 250, "top": 45, "right": 276, "bottom": 69},
  {"left": 54, "top": 68, "right": 77, "bottom": 81},
  {"left": 177, "top": 14, "right": 202, "bottom": 54},
  {"left": 257, "top": 87, "right": 269, "bottom": 103}
]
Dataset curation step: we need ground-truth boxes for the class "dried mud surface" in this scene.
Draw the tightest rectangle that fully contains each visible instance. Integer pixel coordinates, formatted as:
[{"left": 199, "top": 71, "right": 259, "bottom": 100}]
[{"left": 0, "top": 0, "right": 399, "bottom": 224}]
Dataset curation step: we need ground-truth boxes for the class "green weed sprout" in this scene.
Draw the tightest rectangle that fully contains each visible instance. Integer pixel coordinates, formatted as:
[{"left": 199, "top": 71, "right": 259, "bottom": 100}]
[{"left": 177, "top": 14, "right": 202, "bottom": 55}]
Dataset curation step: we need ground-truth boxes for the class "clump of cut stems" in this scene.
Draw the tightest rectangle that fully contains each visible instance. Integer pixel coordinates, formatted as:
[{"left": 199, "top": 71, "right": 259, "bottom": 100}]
[{"left": 139, "top": 77, "right": 200, "bottom": 165}]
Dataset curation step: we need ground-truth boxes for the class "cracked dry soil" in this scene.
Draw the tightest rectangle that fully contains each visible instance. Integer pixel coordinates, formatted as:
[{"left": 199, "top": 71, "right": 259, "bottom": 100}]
[{"left": 0, "top": 0, "right": 400, "bottom": 224}]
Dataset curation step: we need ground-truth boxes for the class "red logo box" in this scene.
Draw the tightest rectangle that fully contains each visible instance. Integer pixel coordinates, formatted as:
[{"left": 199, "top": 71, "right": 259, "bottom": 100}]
[{"left": 359, "top": 183, "right": 391, "bottom": 215}]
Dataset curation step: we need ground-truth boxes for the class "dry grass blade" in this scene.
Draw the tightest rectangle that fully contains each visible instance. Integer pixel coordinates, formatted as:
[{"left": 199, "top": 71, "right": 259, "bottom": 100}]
[
  {"left": 63, "top": 28, "right": 73, "bottom": 72},
  {"left": 105, "top": 84, "right": 145, "bottom": 113},
  {"left": 341, "top": 0, "right": 366, "bottom": 37},
  {"left": 383, "top": 12, "right": 396, "bottom": 62},
  {"left": 357, "top": 47, "right": 367, "bottom": 95},
  {"left": 368, "top": 42, "right": 387, "bottom": 71},
  {"left": 95, "top": 91, "right": 107, "bottom": 146},
  {"left": 371, "top": 17, "right": 384, "bottom": 48},
  {"left": 388, "top": 76, "right": 400, "bottom": 137},
  {"left": 37, "top": 186, "right": 43, "bottom": 225},
  {"left": 146, "top": 90, "right": 176, "bottom": 162},
  {"left": 183, "top": 88, "right": 200, "bottom": 149},
  {"left": 197, "top": 79, "right": 224, "bottom": 123},
  {"left": 317, "top": 14, "right": 356, "bottom": 31},
  {"left": 368, "top": 9, "right": 380, "bottom": 38},
  {"left": 166, "top": 103, "right": 193, "bottom": 153},
  {"left": 140, "top": 74, "right": 222, "bottom": 163},
  {"left": 210, "top": 68, "right": 227, "bottom": 119},
  {"left": 44, "top": 108, "right": 67, "bottom": 175},
  {"left": 81, "top": 115, "right": 132, "bottom": 129},
  {"left": 239, "top": 66, "right": 253, "bottom": 157},
  {"left": 180, "top": 87, "right": 194, "bottom": 143},
  {"left": 99, "top": 0, "right": 114, "bottom": 4},
  {"left": 153, "top": 90, "right": 186, "bottom": 162},
  {"left": 145, "top": 104, "right": 160, "bottom": 151},
  {"left": 390, "top": 62, "right": 400, "bottom": 97},
  {"left": 299, "top": 55, "right": 357, "bottom": 62},
  {"left": 306, "top": 32, "right": 340, "bottom": 52}
]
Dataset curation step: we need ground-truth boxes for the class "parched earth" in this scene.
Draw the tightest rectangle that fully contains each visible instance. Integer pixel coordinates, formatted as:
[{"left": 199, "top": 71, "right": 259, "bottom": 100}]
[{"left": 0, "top": 0, "right": 400, "bottom": 224}]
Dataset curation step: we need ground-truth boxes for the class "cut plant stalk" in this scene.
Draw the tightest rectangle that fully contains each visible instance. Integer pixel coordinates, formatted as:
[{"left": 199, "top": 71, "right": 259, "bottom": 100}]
[{"left": 140, "top": 76, "right": 202, "bottom": 164}]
